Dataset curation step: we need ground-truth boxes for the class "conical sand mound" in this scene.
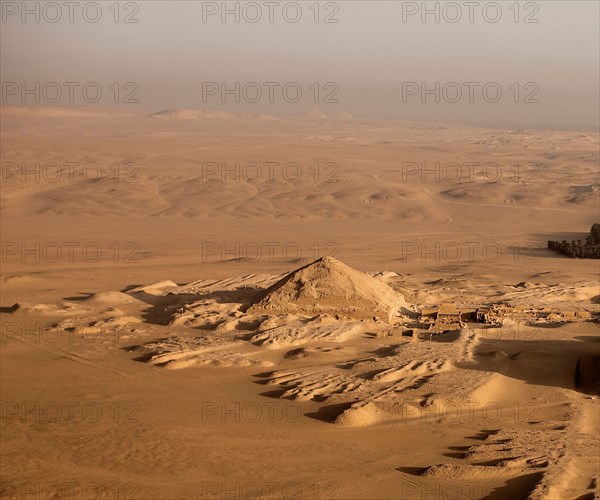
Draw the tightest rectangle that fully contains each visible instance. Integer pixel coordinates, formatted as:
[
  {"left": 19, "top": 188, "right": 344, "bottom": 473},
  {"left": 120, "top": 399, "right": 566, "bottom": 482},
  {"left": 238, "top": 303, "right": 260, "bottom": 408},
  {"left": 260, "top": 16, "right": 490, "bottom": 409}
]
[
  {"left": 302, "top": 106, "right": 328, "bottom": 120},
  {"left": 249, "top": 257, "right": 405, "bottom": 322}
]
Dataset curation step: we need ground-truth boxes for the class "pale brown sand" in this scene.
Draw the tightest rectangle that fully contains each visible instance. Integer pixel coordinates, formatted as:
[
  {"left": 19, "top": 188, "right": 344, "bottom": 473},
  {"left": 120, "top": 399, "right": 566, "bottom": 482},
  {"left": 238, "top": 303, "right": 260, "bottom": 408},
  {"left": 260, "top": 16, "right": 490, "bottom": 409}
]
[{"left": 1, "top": 107, "right": 598, "bottom": 499}]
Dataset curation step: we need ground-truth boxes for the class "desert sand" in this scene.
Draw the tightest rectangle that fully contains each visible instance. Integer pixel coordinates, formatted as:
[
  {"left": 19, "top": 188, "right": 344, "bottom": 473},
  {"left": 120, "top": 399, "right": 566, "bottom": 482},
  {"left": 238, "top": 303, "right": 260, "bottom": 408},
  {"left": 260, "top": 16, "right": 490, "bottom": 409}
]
[{"left": 1, "top": 107, "right": 599, "bottom": 499}]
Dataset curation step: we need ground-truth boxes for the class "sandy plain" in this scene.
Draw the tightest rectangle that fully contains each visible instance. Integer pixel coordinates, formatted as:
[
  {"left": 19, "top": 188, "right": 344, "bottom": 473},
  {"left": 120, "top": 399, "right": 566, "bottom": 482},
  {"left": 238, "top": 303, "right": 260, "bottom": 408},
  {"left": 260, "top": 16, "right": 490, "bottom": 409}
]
[{"left": 0, "top": 106, "right": 598, "bottom": 499}]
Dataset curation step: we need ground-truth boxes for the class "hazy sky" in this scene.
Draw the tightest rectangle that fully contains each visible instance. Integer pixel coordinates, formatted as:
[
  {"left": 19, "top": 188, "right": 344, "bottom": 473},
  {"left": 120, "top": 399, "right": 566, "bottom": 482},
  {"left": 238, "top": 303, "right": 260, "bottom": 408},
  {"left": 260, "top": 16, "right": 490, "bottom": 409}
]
[{"left": 1, "top": 1, "right": 599, "bottom": 129}]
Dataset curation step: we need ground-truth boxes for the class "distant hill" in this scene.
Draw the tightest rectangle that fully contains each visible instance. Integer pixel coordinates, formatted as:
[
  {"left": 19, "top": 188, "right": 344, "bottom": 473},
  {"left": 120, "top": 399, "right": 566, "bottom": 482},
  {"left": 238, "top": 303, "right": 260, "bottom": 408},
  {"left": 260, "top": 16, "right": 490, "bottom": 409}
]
[{"left": 302, "top": 106, "right": 328, "bottom": 120}]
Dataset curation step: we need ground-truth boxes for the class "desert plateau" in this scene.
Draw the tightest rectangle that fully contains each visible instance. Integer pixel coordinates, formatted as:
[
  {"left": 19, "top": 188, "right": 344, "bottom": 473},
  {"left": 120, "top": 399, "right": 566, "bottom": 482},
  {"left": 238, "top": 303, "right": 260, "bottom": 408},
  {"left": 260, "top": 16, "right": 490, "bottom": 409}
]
[{"left": 1, "top": 106, "right": 599, "bottom": 499}]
